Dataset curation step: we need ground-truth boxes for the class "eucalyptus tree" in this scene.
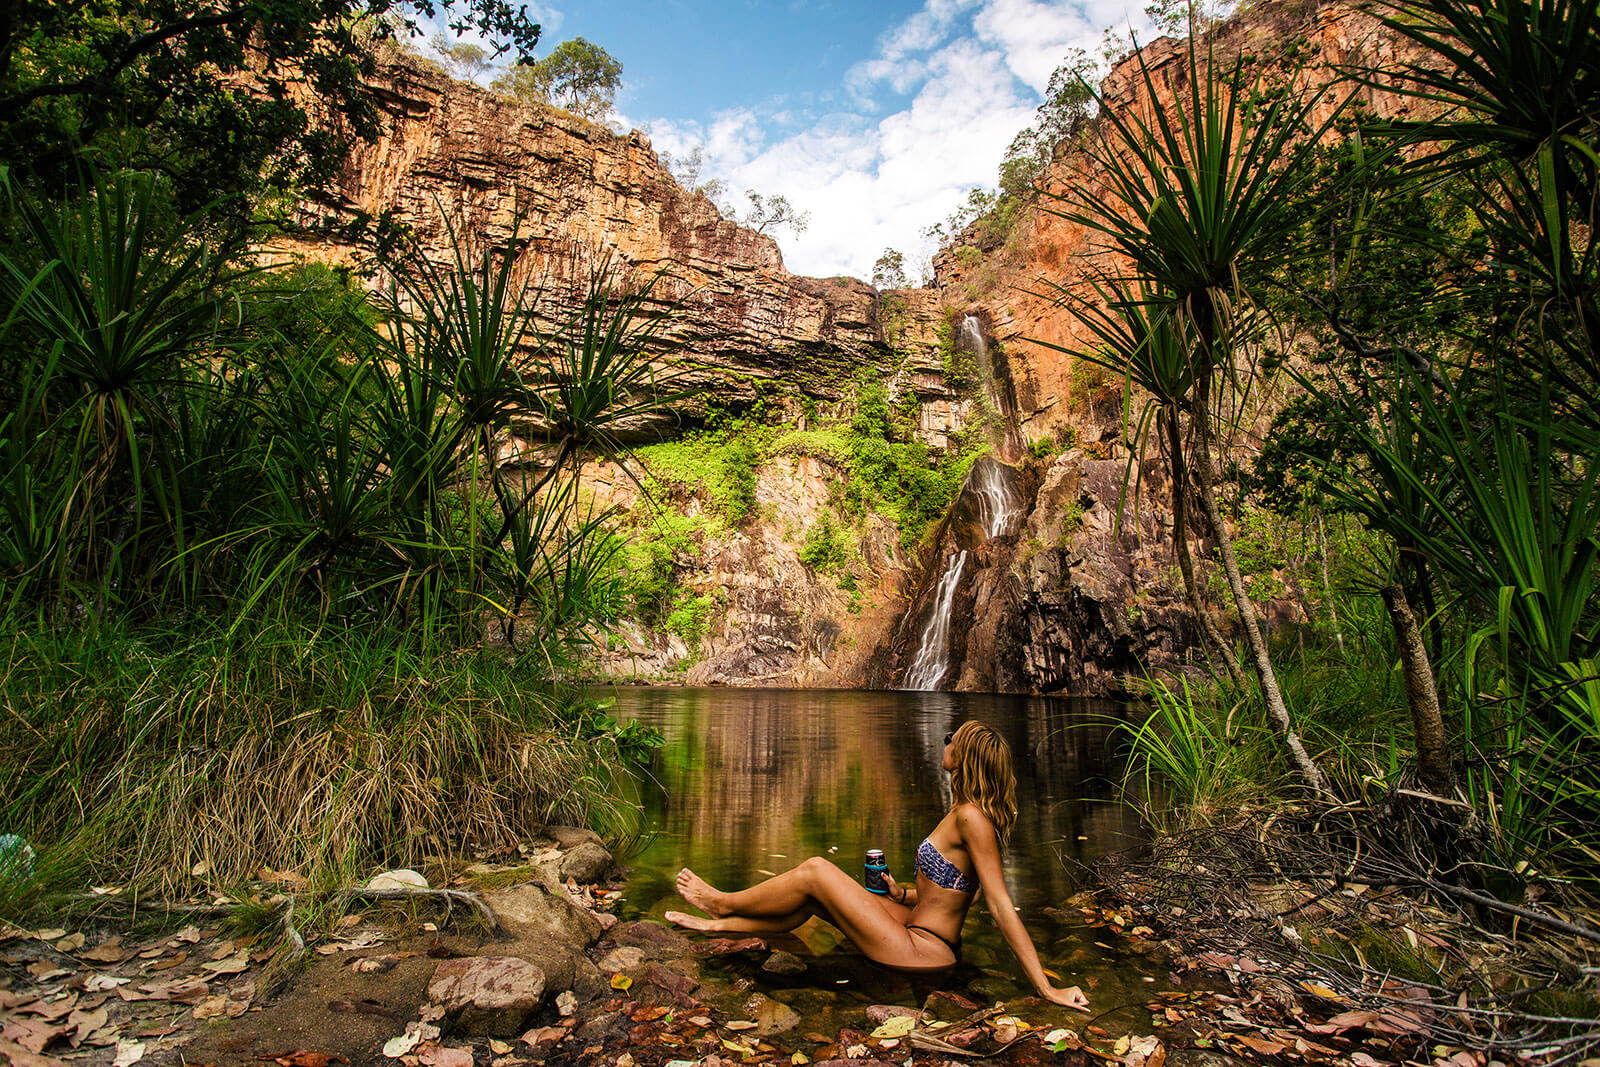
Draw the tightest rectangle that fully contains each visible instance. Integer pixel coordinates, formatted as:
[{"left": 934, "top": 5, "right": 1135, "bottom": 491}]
[{"left": 1045, "top": 39, "right": 1346, "bottom": 799}]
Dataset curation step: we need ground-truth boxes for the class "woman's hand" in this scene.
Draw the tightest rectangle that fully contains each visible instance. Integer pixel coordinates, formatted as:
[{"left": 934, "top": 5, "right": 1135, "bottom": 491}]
[
  {"left": 1040, "top": 983, "right": 1090, "bottom": 1012},
  {"left": 881, "top": 873, "right": 915, "bottom": 906}
]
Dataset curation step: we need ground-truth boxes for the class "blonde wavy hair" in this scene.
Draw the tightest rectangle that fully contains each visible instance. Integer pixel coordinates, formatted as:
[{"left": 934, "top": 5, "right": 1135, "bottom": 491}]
[{"left": 948, "top": 721, "right": 1018, "bottom": 853}]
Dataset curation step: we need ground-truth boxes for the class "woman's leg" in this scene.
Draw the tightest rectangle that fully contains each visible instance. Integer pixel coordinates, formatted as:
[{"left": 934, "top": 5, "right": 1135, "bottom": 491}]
[
  {"left": 663, "top": 904, "right": 820, "bottom": 934},
  {"left": 672, "top": 859, "right": 953, "bottom": 970}
]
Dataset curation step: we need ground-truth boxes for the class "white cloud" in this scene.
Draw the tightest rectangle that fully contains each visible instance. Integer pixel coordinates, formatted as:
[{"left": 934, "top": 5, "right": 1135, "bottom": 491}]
[{"left": 635, "top": 0, "right": 1155, "bottom": 280}]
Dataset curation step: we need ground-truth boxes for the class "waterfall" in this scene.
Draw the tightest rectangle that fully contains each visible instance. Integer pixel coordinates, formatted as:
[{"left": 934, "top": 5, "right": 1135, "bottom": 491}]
[
  {"left": 897, "top": 316, "right": 1024, "bottom": 691},
  {"left": 902, "top": 550, "right": 969, "bottom": 691},
  {"left": 970, "top": 456, "right": 1021, "bottom": 539}
]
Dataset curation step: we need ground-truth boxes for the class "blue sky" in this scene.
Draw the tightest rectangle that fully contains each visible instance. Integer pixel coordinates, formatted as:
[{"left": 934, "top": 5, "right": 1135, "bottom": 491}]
[{"left": 432, "top": 0, "right": 1155, "bottom": 280}]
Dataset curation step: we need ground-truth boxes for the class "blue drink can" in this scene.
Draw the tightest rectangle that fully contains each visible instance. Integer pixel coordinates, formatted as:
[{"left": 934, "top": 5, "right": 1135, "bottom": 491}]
[{"left": 865, "top": 848, "right": 888, "bottom": 894}]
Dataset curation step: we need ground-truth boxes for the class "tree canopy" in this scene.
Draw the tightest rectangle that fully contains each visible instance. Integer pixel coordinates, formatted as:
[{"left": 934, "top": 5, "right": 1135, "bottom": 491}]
[
  {"left": 0, "top": 0, "right": 541, "bottom": 225},
  {"left": 492, "top": 37, "right": 621, "bottom": 121}
]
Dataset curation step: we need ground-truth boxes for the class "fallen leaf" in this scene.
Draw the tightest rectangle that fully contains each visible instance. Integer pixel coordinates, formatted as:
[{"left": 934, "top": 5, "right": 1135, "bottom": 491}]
[
  {"left": 381, "top": 1031, "right": 420, "bottom": 1058},
  {"left": 521, "top": 1026, "right": 567, "bottom": 1045},
  {"left": 65, "top": 1007, "right": 109, "bottom": 1047},
  {"left": 18, "top": 994, "right": 78, "bottom": 1021},
  {"left": 53, "top": 934, "right": 84, "bottom": 953},
  {"left": 85, "top": 974, "right": 130, "bottom": 992},
  {"left": 725, "top": 1021, "right": 757, "bottom": 1031},
  {"left": 870, "top": 1016, "right": 917, "bottom": 1040},
  {"left": 1299, "top": 980, "right": 1346, "bottom": 1002},
  {"left": 416, "top": 1048, "right": 473, "bottom": 1067},
  {"left": 112, "top": 1040, "right": 147, "bottom": 1066},
  {"left": 1233, "top": 1034, "right": 1288, "bottom": 1056},
  {"left": 489, "top": 1039, "right": 512, "bottom": 1054},
  {"left": 193, "top": 996, "right": 229, "bottom": 1020},
  {"left": 270, "top": 1052, "right": 349, "bottom": 1066},
  {"left": 204, "top": 951, "right": 250, "bottom": 975},
  {"left": 609, "top": 973, "right": 632, "bottom": 993},
  {"left": 3, "top": 1018, "right": 71, "bottom": 1054},
  {"left": 80, "top": 938, "right": 126, "bottom": 963},
  {"left": 26, "top": 961, "right": 68, "bottom": 981},
  {"left": 32, "top": 929, "right": 67, "bottom": 942},
  {"left": 1305, "top": 1009, "right": 1378, "bottom": 1034}
]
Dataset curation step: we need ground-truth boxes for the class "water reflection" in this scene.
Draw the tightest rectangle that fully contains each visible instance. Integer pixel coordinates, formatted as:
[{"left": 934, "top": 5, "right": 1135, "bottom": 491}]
[{"left": 601, "top": 687, "right": 1154, "bottom": 1004}]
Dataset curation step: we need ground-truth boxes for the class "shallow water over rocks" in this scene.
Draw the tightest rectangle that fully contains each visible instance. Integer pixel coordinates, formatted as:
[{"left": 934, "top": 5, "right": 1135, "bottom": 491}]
[{"left": 603, "top": 687, "right": 1172, "bottom": 1035}]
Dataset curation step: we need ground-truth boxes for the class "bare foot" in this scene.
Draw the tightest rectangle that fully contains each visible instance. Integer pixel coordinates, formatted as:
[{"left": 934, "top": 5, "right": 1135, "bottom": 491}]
[
  {"left": 676, "top": 867, "right": 727, "bottom": 917},
  {"left": 664, "top": 910, "right": 717, "bottom": 932}
]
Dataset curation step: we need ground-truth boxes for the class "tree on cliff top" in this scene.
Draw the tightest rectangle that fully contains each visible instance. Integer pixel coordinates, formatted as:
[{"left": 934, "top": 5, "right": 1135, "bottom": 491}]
[
  {"left": 491, "top": 37, "right": 622, "bottom": 121},
  {"left": 872, "top": 248, "right": 907, "bottom": 290},
  {"left": 0, "top": 0, "right": 541, "bottom": 221}
]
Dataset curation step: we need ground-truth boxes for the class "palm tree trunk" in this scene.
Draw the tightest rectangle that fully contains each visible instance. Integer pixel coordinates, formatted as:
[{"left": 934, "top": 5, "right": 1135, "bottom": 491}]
[
  {"left": 1192, "top": 378, "right": 1332, "bottom": 801},
  {"left": 1379, "top": 582, "right": 1454, "bottom": 795},
  {"left": 1164, "top": 407, "right": 1246, "bottom": 688}
]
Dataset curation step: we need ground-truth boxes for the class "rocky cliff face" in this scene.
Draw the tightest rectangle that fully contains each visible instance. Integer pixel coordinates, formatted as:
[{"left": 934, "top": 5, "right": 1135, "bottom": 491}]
[
  {"left": 275, "top": 59, "right": 951, "bottom": 427},
  {"left": 932, "top": 0, "right": 1432, "bottom": 447},
  {"left": 282, "top": 0, "right": 1418, "bottom": 694}
]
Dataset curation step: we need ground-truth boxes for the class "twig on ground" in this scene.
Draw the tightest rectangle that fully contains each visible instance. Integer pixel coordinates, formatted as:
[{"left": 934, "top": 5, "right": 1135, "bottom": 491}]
[{"left": 342, "top": 886, "right": 504, "bottom": 935}]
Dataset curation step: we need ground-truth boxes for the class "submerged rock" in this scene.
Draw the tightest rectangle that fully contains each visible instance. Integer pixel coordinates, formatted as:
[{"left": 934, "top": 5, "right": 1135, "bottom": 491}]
[{"left": 761, "top": 950, "right": 807, "bottom": 976}]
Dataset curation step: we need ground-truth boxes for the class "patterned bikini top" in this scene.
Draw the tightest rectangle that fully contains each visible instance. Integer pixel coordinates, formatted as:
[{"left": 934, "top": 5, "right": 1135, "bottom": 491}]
[{"left": 916, "top": 837, "right": 979, "bottom": 893}]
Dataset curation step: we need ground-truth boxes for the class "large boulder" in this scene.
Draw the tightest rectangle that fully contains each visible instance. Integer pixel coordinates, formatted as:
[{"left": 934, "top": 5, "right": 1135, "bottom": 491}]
[
  {"left": 557, "top": 840, "right": 614, "bottom": 883},
  {"left": 484, "top": 883, "right": 603, "bottom": 948},
  {"left": 427, "top": 956, "right": 545, "bottom": 1036}
]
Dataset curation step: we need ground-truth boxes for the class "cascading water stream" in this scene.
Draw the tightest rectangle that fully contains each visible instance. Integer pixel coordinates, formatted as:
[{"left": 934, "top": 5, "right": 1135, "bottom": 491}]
[
  {"left": 901, "top": 550, "right": 968, "bottom": 691},
  {"left": 970, "top": 455, "right": 1021, "bottom": 539},
  {"left": 898, "top": 317, "right": 1023, "bottom": 691}
]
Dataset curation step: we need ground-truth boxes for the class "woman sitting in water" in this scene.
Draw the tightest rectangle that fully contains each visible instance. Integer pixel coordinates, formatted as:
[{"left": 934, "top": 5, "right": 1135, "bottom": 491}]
[{"left": 666, "top": 720, "right": 1090, "bottom": 1010}]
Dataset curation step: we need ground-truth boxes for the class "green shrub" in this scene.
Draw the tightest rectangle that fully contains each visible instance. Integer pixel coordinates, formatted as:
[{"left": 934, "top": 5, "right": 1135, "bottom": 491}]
[
  {"left": 799, "top": 513, "right": 848, "bottom": 572},
  {"left": 664, "top": 592, "right": 714, "bottom": 645}
]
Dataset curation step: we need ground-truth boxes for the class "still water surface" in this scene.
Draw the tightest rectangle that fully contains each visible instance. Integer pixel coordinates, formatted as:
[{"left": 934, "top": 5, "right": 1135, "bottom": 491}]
[{"left": 602, "top": 687, "right": 1168, "bottom": 1026}]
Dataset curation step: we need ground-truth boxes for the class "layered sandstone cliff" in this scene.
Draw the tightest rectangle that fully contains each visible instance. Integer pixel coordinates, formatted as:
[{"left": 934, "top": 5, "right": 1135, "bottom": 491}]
[
  {"left": 932, "top": 0, "right": 1431, "bottom": 445},
  {"left": 868, "top": 0, "right": 1434, "bottom": 695},
  {"left": 272, "top": 60, "right": 951, "bottom": 427}
]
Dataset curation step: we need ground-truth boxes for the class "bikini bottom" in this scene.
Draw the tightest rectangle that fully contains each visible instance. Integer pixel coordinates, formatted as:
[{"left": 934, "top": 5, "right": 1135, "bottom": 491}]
[{"left": 905, "top": 923, "right": 961, "bottom": 957}]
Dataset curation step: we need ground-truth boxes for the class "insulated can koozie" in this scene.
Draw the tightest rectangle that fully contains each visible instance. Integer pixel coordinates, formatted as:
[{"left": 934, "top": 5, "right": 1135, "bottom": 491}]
[{"left": 865, "top": 848, "right": 888, "bottom": 894}]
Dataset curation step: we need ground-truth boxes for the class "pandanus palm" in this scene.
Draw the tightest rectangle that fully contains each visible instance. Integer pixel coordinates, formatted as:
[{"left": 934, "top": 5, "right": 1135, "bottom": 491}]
[
  {"left": 1367, "top": 0, "right": 1600, "bottom": 393},
  {"left": 1033, "top": 284, "right": 1246, "bottom": 689},
  {"left": 1044, "top": 38, "right": 1346, "bottom": 798},
  {"left": 0, "top": 170, "right": 231, "bottom": 593}
]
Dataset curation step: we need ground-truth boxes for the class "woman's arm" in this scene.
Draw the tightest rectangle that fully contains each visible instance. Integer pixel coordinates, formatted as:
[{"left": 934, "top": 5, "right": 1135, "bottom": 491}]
[{"left": 956, "top": 806, "right": 1089, "bottom": 1012}]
